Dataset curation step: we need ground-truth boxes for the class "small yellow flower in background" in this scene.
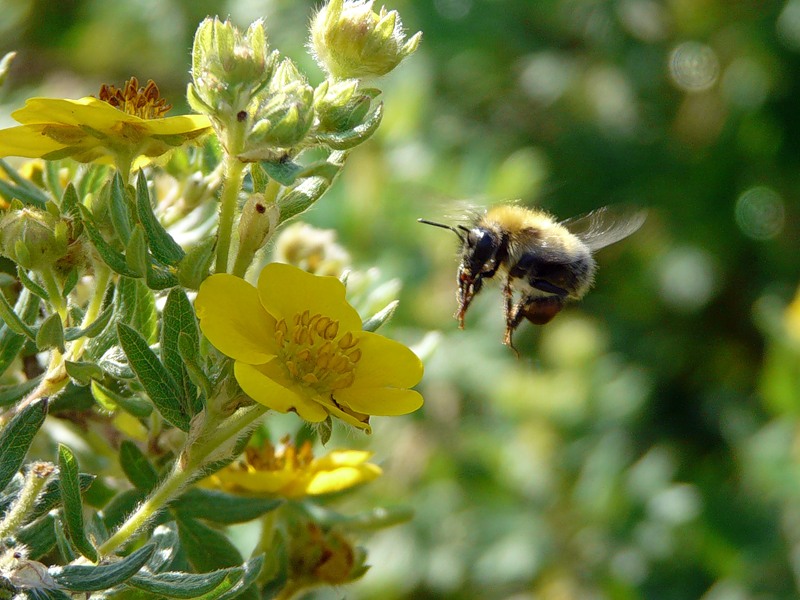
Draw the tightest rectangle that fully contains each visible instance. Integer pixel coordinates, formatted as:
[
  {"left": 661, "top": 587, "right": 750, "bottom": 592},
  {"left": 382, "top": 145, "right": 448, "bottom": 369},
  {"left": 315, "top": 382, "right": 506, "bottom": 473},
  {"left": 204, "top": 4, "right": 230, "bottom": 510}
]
[
  {"left": 0, "top": 77, "right": 210, "bottom": 169},
  {"left": 204, "top": 437, "right": 381, "bottom": 498},
  {"left": 195, "top": 262, "right": 423, "bottom": 433}
]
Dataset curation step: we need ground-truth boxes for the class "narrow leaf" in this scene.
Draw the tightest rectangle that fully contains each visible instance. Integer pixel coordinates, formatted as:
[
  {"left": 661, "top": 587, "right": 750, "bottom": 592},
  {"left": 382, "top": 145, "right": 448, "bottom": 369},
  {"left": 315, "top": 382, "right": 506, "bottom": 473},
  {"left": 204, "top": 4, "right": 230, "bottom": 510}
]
[
  {"left": 63, "top": 303, "right": 114, "bottom": 341},
  {"left": 215, "top": 555, "right": 264, "bottom": 600},
  {"left": 90, "top": 380, "right": 153, "bottom": 418},
  {"left": 0, "top": 289, "right": 40, "bottom": 377},
  {"left": 179, "top": 332, "right": 212, "bottom": 399},
  {"left": 17, "top": 266, "right": 49, "bottom": 301},
  {"left": 176, "top": 515, "right": 243, "bottom": 572},
  {"left": 57, "top": 443, "right": 98, "bottom": 562},
  {"left": 136, "top": 170, "right": 185, "bottom": 266},
  {"left": 0, "top": 376, "right": 42, "bottom": 408},
  {"left": 79, "top": 206, "right": 141, "bottom": 278},
  {"left": 177, "top": 237, "right": 215, "bottom": 290},
  {"left": 36, "top": 313, "right": 65, "bottom": 352},
  {"left": 64, "top": 360, "right": 104, "bottom": 386},
  {"left": 0, "top": 287, "right": 36, "bottom": 339},
  {"left": 125, "top": 225, "right": 149, "bottom": 278},
  {"left": 128, "top": 568, "right": 235, "bottom": 599},
  {"left": 118, "top": 441, "right": 158, "bottom": 491},
  {"left": 60, "top": 181, "right": 80, "bottom": 219},
  {"left": 100, "top": 488, "right": 147, "bottom": 531},
  {"left": 117, "top": 323, "right": 190, "bottom": 431},
  {"left": 27, "top": 472, "right": 95, "bottom": 523},
  {"left": 0, "top": 399, "right": 48, "bottom": 492},
  {"left": 50, "top": 542, "right": 155, "bottom": 591},
  {"left": 161, "top": 288, "right": 200, "bottom": 416},
  {"left": 172, "top": 489, "right": 281, "bottom": 524},
  {"left": 15, "top": 513, "right": 57, "bottom": 560},
  {"left": 110, "top": 172, "right": 133, "bottom": 244}
]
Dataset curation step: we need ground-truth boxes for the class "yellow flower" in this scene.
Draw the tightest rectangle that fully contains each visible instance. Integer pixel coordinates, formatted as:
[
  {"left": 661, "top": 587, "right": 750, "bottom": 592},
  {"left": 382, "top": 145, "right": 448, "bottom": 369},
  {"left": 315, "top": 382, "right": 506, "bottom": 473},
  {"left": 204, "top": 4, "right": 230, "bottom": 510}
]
[
  {"left": 0, "top": 78, "right": 210, "bottom": 169},
  {"left": 195, "top": 262, "right": 423, "bottom": 433},
  {"left": 204, "top": 437, "right": 381, "bottom": 498}
]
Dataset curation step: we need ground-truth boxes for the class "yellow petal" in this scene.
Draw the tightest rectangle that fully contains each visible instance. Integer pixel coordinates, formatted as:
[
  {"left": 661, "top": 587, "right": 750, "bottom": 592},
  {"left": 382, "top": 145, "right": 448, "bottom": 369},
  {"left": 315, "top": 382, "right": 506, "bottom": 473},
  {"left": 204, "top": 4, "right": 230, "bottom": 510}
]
[
  {"left": 235, "top": 360, "right": 329, "bottom": 423},
  {"left": 213, "top": 468, "right": 298, "bottom": 494},
  {"left": 144, "top": 114, "right": 212, "bottom": 136},
  {"left": 196, "top": 274, "right": 278, "bottom": 363},
  {"left": 305, "top": 464, "right": 382, "bottom": 495},
  {"left": 13, "top": 97, "right": 129, "bottom": 129},
  {"left": 257, "top": 263, "right": 361, "bottom": 330},
  {"left": 0, "top": 124, "right": 69, "bottom": 158},
  {"left": 313, "top": 450, "right": 373, "bottom": 469},
  {"left": 350, "top": 331, "right": 423, "bottom": 389},
  {"left": 334, "top": 387, "right": 423, "bottom": 416}
]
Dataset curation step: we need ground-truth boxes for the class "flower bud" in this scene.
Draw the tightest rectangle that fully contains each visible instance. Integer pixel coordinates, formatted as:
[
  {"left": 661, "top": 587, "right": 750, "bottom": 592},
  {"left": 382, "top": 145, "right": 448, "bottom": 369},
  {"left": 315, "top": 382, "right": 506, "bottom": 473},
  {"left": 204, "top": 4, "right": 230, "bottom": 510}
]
[
  {"left": 313, "top": 79, "right": 378, "bottom": 134},
  {"left": 287, "top": 520, "right": 367, "bottom": 587},
  {"left": 188, "top": 18, "right": 278, "bottom": 146},
  {"left": 237, "top": 193, "right": 279, "bottom": 253},
  {"left": 273, "top": 222, "right": 351, "bottom": 277},
  {"left": 239, "top": 58, "right": 315, "bottom": 160},
  {"left": 309, "top": 0, "right": 422, "bottom": 79},
  {"left": 0, "top": 207, "right": 69, "bottom": 270}
]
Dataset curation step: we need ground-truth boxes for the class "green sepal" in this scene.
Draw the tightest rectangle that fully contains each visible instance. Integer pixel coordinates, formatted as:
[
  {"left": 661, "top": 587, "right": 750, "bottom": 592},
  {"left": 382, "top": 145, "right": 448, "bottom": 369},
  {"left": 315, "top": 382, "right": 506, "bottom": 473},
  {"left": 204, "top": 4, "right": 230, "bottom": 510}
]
[
  {"left": 135, "top": 170, "right": 185, "bottom": 266},
  {"left": 176, "top": 514, "right": 244, "bottom": 572},
  {"left": 362, "top": 300, "right": 398, "bottom": 332},
  {"left": 117, "top": 322, "right": 190, "bottom": 431},
  {"left": 177, "top": 238, "right": 215, "bottom": 290},
  {"left": 318, "top": 415, "right": 333, "bottom": 446},
  {"left": 64, "top": 303, "right": 114, "bottom": 341},
  {"left": 16, "top": 266, "right": 49, "bottom": 301},
  {"left": 49, "top": 541, "right": 155, "bottom": 592},
  {"left": 90, "top": 380, "right": 153, "bottom": 418},
  {"left": 79, "top": 205, "right": 141, "bottom": 278},
  {"left": 35, "top": 313, "right": 65, "bottom": 353},
  {"left": 57, "top": 443, "right": 98, "bottom": 562},
  {"left": 314, "top": 101, "right": 383, "bottom": 150},
  {"left": 171, "top": 488, "right": 282, "bottom": 524},
  {"left": 109, "top": 172, "right": 133, "bottom": 244},
  {"left": 124, "top": 225, "right": 149, "bottom": 278},
  {"left": 162, "top": 288, "right": 201, "bottom": 416},
  {"left": 118, "top": 440, "right": 158, "bottom": 492},
  {"left": 0, "top": 399, "right": 48, "bottom": 492},
  {"left": 0, "top": 376, "right": 42, "bottom": 408},
  {"left": 64, "top": 360, "right": 104, "bottom": 386}
]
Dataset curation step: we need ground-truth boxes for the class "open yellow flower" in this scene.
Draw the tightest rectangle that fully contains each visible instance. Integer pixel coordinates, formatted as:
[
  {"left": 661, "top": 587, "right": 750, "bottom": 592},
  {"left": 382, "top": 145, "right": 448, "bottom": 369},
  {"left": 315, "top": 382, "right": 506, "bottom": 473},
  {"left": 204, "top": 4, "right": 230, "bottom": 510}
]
[
  {"left": 204, "top": 438, "right": 381, "bottom": 498},
  {"left": 0, "top": 78, "right": 210, "bottom": 170},
  {"left": 195, "top": 262, "right": 423, "bottom": 433}
]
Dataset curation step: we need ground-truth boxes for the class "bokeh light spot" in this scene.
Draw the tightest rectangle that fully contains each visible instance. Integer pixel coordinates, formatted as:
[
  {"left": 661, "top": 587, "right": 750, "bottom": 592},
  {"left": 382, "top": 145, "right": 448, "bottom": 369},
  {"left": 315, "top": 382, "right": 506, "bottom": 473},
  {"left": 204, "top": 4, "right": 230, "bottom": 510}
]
[
  {"left": 735, "top": 186, "right": 785, "bottom": 240},
  {"left": 669, "top": 42, "right": 720, "bottom": 92},
  {"left": 656, "top": 246, "right": 718, "bottom": 312}
]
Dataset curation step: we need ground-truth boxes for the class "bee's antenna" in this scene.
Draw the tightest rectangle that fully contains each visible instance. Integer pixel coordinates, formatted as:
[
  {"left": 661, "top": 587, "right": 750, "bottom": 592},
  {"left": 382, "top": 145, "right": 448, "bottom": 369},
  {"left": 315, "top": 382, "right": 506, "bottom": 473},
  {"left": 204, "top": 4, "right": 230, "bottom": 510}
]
[{"left": 418, "top": 218, "right": 465, "bottom": 241}]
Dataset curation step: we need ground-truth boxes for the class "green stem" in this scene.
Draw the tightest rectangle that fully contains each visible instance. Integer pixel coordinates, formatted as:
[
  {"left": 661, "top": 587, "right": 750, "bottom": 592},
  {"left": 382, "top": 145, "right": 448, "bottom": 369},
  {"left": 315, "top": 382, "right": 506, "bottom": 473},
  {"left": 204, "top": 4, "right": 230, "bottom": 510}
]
[
  {"left": 66, "top": 264, "right": 111, "bottom": 362},
  {"left": 40, "top": 268, "right": 66, "bottom": 321},
  {"left": 215, "top": 156, "right": 247, "bottom": 274},
  {"left": 0, "top": 463, "right": 53, "bottom": 538},
  {"left": 98, "top": 403, "right": 268, "bottom": 557}
]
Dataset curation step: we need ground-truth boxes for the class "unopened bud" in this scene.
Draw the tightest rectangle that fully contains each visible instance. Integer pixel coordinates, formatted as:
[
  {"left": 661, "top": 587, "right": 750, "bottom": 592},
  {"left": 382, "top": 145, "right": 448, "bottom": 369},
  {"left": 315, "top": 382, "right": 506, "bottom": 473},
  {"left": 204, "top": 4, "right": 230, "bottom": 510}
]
[
  {"left": 0, "top": 207, "right": 68, "bottom": 270},
  {"left": 314, "top": 79, "right": 378, "bottom": 134},
  {"left": 309, "top": 0, "right": 422, "bottom": 80}
]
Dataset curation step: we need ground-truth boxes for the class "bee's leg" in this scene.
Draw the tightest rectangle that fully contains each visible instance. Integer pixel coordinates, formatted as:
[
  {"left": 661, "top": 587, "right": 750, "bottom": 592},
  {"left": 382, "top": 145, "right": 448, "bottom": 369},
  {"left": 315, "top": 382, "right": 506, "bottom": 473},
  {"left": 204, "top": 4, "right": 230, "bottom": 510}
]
[{"left": 503, "top": 294, "right": 527, "bottom": 356}]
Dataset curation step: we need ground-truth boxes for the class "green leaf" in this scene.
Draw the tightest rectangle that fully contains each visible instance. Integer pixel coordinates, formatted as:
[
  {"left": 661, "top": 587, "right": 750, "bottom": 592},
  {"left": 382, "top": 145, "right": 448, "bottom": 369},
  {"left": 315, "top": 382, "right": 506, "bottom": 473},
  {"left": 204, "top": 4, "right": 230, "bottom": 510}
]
[
  {"left": 118, "top": 440, "right": 158, "bottom": 491},
  {"left": 0, "top": 289, "right": 40, "bottom": 378},
  {"left": 16, "top": 266, "right": 49, "bottom": 301},
  {"left": 26, "top": 472, "right": 95, "bottom": 523},
  {"left": 60, "top": 181, "right": 80, "bottom": 219},
  {"left": 319, "top": 415, "right": 333, "bottom": 446},
  {"left": 0, "top": 287, "right": 36, "bottom": 340},
  {"left": 79, "top": 205, "right": 141, "bottom": 278},
  {"left": 276, "top": 154, "right": 344, "bottom": 224},
  {"left": 90, "top": 380, "right": 153, "bottom": 418},
  {"left": 0, "top": 399, "right": 48, "bottom": 492},
  {"left": 177, "top": 237, "right": 215, "bottom": 290},
  {"left": 64, "top": 360, "right": 104, "bottom": 386},
  {"left": 110, "top": 171, "right": 133, "bottom": 244},
  {"left": 61, "top": 267, "right": 79, "bottom": 298},
  {"left": 125, "top": 225, "right": 149, "bottom": 278},
  {"left": 172, "top": 488, "right": 281, "bottom": 524},
  {"left": 57, "top": 443, "right": 98, "bottom": 562},
  {"left": 50, "top": 541, "right": 155, "bottom": 592},
  {"left": 219, "top": 555, "right": 264, "bottom": 600},
  {"left": 89, "top": 277, "right": 157, "bottom": 359},
  {"left": 362, "top": 300, "right": 399, "bottom": 332},
  {"left": 162, "top": 288, "right": 201, "bottom": 416},
  {"left": 145, "top": 262, "right": 180, "bottom": 290},
  {"left": 117, "top": 323, "right": 190, "bottom": 431},
  {"left": 259, "top": 158, "right": 304, "bottom": 186},
  {"left": 179, "top": 332, "right": 213, "bottom": 400},
  {"left": 128, "top": 567, "right": 237, "bottom": 599},
  {"left": 101, "top": 488, "right": 148, "bottom": 531},
  {"left": 141, "top": 523, "right": 180, "bottom": 574},
  {"left": 63, "top": 303, "right": 114, "bottom": 341},
  {"left": 15, "top": 513, "right": 57, "bottom": 560},
  {"left": 176, "top": 515, "right": 243, "bottom": 572},
  {"left": 53, "top": 512, "right": 76, "bottom": 563},
  {"left": 0, "top": 160, "right": 48, "bottom": 208},
  {"left": 0, "top": 376, "right": 42, "bottom": 408},
  {"left": 136, "top": 170, "right": 185, "bottom": 266},
  {"left": 35, "top": 313, "right": 65, "bottom": 352}
]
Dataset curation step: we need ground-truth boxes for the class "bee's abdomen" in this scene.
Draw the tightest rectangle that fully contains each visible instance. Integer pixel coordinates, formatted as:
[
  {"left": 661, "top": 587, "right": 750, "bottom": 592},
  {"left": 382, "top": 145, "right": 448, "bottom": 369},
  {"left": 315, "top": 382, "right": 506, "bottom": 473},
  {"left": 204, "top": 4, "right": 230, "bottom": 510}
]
[{"left": 510, "top": 251, "right": 596, "bottom": 300}]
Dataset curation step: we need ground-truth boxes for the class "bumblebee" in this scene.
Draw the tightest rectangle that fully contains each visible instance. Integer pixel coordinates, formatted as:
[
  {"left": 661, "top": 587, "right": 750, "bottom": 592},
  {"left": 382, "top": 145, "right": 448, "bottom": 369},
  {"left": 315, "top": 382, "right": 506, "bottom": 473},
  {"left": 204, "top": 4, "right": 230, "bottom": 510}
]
[{"left": 419, "top": 204, "right": 646, "bottom": 349}]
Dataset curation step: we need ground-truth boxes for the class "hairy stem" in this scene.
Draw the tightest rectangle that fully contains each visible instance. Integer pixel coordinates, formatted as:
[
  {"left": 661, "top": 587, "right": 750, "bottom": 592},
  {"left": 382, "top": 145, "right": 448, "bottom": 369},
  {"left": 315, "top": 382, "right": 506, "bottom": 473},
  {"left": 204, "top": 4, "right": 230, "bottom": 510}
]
[{"left": 215, "top": 156, "right": 247, "bottom": 274}]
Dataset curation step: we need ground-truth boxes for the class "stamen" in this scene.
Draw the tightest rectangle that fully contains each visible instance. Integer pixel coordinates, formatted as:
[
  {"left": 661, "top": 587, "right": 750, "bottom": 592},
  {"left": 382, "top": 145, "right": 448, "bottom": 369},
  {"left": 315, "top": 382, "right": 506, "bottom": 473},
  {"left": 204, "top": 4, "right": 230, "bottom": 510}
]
[{"left": 97, "top": 77, "right": 172, "bottom": 119}]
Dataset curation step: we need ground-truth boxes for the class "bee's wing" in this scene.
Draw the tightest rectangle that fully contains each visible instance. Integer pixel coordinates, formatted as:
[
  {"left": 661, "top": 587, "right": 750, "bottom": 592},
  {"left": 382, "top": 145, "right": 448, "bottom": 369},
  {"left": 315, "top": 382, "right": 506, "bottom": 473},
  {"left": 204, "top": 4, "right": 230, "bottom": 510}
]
[{"left": 562, "top": 205, "right": 647, "bottom": 252}]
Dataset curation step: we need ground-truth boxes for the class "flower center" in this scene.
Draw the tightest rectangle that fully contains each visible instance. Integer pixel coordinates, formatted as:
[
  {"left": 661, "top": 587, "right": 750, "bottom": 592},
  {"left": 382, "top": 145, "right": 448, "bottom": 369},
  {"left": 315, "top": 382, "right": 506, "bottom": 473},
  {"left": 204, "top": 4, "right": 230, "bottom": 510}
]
[
  {"left": 98, "top": 77, "right": 172, "bottom": 119},
  {"left": 275, "top": 310, "right": 361, "bottom": 392},
  {"left": 243, "top": 437, "right": 313, "bottom": 472}
]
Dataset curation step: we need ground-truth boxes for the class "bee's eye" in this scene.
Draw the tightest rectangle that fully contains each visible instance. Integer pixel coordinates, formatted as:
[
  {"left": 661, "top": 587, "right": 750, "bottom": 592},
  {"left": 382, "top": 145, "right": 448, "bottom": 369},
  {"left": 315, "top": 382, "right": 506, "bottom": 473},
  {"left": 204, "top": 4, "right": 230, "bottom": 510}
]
[{"left": 472, "top": 230, "right": 495, "bottom": 261}]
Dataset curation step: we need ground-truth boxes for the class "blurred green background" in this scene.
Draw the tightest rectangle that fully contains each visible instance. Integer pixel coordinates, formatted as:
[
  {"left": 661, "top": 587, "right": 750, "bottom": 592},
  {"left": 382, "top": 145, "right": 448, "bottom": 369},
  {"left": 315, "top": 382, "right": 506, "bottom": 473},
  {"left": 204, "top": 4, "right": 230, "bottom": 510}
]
[{"left": 4, "top": 0, "right": 800, "bottom": 598}]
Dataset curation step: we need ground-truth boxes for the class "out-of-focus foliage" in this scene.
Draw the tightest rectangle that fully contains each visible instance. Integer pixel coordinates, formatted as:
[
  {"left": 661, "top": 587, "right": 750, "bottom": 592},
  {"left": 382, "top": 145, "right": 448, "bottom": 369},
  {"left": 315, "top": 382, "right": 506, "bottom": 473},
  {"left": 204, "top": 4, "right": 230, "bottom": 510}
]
[{"left": 4, "top": 0, "right": 800, "bottom": 598}]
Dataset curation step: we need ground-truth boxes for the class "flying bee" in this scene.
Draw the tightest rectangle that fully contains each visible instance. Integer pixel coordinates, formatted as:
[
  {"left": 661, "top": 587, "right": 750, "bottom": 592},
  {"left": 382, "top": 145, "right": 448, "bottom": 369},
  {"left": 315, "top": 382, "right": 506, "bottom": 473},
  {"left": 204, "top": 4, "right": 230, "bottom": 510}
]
[{"left": 419, "top": 204, "right": 646, "bottom": 350}]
